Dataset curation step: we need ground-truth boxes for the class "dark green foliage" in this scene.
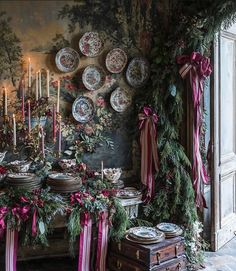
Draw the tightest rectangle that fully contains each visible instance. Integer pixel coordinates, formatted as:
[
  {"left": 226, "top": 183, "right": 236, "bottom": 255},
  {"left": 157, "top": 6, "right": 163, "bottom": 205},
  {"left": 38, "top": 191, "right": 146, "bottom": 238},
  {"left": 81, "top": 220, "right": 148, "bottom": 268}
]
[{"left": 137, "top": 1, "right": 236, "bottom": 268}]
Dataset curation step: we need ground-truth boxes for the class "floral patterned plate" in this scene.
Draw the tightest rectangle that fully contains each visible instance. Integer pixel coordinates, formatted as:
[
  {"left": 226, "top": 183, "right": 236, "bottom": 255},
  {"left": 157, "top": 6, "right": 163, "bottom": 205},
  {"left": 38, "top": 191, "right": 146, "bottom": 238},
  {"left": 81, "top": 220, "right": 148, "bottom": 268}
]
[
  {"left": 156, "top": 223, "right": 181, "bottom": 233},
  {"left": 79, "top": 32, "right": 103, "bottom": 57},
  {"left": 55, "top": 47, "right": 80, "bottom": 73},
  {"left": 128, "top": 227, "right": 164, "bottom": 240},
  {"left": 110, "top": 87, "right": 132, "bottom": 112},
  {"left": 126, "top": 57, "right": 150, "bottom": 88},
  {"left": 72, "top": 96, "right": 94, "bottom": 123},
  {"left": 105, "top": 48, "right": 128, "bottom": 73},
  {"left": 48, "top": 173, "right": 73, "bottom": 180},
  {"left": 82, "top": 65, "right": 106, "bottom": 91}
]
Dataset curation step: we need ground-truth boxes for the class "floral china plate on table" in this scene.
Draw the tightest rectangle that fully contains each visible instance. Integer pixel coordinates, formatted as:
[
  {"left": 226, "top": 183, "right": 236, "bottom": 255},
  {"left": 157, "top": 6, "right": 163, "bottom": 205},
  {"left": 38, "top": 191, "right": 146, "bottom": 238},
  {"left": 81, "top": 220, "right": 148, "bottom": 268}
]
[
  {"left": 79, "top": 32, "right": 103, "bottom": 57},
  {"left": 55, "top": 47, "right": 80, "bottom": 73},
  {"left": 7, "top": 173, "right": 35, "bottom": 179},
  {"left": 105, "top": 48, "right": 128, "bottom": 73},
  {"left": 156, "top": 222, "right": 181, "bottom": 233},
  {"left": 72, "top": 96, "right": 94, "bottom": 123},
  {"left": 126, "top": 57, "right": 150, "bottom": 88},
  {"left": 128, "top": 227, "right": 164, "bottom": 240},
  {"left": 82, "top": 65, "right": 106, "bottom": 91},
  {"left": 110, "top": 87, "right": 132, "bottom": 113},
  {"left": 48, "top": 173, "right": 73, "bottom": 180}
]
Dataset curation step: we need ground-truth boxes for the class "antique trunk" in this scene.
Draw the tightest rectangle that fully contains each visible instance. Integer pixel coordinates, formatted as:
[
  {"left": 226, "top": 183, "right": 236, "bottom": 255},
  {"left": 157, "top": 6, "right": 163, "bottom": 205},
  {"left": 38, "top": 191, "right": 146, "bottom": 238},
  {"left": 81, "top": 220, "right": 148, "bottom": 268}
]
[
  {"left": 109, "top": 236, "right": 185, "bottom": 268},
  {"left": 108, "top": 253, "right": 187, "bottom": 271}
]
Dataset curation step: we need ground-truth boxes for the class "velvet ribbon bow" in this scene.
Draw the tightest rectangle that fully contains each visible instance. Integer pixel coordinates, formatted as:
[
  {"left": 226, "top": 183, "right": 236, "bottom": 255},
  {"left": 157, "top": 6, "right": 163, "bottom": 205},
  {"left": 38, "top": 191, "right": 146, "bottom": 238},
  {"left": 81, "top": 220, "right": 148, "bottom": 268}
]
[
  {"left": 139, "top": 106, "right": 159, "bottom": 203},
  {"left": 177, "top": 52, "right": 212, "bottom": 209}
]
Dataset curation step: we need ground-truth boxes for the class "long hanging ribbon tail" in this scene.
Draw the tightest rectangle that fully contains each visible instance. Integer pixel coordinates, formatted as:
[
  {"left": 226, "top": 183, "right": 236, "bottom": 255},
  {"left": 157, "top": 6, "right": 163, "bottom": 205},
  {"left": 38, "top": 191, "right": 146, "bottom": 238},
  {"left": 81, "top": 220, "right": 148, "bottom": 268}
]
[
  {"left": 5, "top": 229, "right": 18, "bottom": 271},
  {"left": 95, "top": 211, "right": 109, "bottom": 271},
  {"left": 139, "top": 107, "right": 159, "bottom": 203},
  {"left": 32, "top": 209, "right": 37, "bottom": 237},
  {"left": 177, "top": 52, "right": 212, "bottom": 209},
  {"left": 78, "top": 213, "right": 92, "bottom": 271},
  {"left": 190, "top": 70, "right": 208, "bottom": 209}
]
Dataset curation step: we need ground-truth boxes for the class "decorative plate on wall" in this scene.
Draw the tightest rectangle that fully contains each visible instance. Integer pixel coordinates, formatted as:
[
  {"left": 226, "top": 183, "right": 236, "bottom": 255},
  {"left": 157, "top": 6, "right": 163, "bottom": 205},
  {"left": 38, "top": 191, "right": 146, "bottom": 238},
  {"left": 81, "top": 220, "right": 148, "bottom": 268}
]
[
  {"left": 72, "top": 96, "right": 94, "bottom": 123},
  {"left": 79, "top": 32, "right": 103, "bottom": 57},
  {"left": 105, "top": 48, "right": 128, "bottom": 73},
  {"left": 82, "top": 65, "right": 106, "bottom": 91},
  {"left": 55, "top": 47, "right": 80, "bottom": 73},
  {"left": 126, "top": 57, "right": 150, "bottom": 88},
  {"left": 110, "top": 87, "right": 132, "bottom": 112}
]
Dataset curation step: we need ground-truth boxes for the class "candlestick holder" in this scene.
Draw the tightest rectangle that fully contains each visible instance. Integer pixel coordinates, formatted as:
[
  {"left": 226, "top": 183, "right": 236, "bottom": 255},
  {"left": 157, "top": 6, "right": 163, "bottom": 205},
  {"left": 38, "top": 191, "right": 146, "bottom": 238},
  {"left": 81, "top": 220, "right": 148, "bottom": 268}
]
[
  {"left": 13, "top": 145, "right": 18, "bottom": 154},
  {"left": 3, "top": 115, "right": 9, "bottom": 123},
  {"left": 57, "top": 151, "right": 61, "bottom": 158}
]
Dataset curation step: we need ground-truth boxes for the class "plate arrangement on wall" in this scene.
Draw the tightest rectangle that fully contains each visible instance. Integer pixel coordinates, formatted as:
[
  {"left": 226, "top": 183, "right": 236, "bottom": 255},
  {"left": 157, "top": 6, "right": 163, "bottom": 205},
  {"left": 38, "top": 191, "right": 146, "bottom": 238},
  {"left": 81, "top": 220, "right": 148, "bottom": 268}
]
[
  {"left": 110, "top": 87, "right": 132, "bottom": 113},
  {"left": 126, "top": 57, "right": 150, "bottom": 88},
  {"left": 55, "top": 47, "right": 80, "bottom": 73},
  {"left": 79, "top": 32, "right": 103, "bottom": 57},
  {"left": 72, "top": 96, "right": 94, "bottom": 123},
  {"left": 105, "top": 48, "right": 128, "bottom": 73},
  {"left": 82, "top": 65, "right": 106, "bottom": 91}
]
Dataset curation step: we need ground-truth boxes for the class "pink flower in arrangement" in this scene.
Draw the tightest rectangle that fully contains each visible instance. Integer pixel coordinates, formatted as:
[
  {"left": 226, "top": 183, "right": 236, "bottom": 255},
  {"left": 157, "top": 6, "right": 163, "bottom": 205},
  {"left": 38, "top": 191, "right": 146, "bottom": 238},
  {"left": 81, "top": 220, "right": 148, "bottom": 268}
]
[
  {"left": 0, "top": 166, "right": 7, "bottom": 175},
  {"left": 101, "top": 190, "right": 110, "bottom": 197},
  {"left": 52, "top": 80, "right": 59, "bottom": 88},
  {"left": 96, "top": 96, "right": 106, "bottom": 107},
  {"left": 65, "top": 82, "right": 76, "bottom": 91},
  {"left": 84, "top": 125, "right": 94, "bottom": 135}
]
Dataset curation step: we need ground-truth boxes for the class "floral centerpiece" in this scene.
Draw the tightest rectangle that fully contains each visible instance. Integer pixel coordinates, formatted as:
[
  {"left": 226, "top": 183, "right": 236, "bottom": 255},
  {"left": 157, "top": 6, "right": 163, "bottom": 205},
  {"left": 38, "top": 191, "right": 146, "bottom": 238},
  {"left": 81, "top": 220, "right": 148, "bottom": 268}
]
[{"left": 25, "top": 97, "right": 52, "bottom": 128}]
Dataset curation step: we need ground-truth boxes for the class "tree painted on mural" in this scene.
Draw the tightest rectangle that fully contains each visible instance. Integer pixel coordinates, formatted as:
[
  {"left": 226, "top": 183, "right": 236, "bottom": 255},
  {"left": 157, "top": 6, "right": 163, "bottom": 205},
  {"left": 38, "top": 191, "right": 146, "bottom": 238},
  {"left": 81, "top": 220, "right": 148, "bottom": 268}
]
[
  {"left": 0, "top": 12, "right": 23, "bottom": 86},
  {"left": 58, "top": 0, "right": 155, "bottom": 53}
]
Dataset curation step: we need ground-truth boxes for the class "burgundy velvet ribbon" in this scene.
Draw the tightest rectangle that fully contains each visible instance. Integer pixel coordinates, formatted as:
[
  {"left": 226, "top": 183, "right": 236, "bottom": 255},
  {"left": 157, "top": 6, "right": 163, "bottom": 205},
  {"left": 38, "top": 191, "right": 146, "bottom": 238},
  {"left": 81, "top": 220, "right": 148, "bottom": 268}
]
[
  {"left": 139, "top": 106, "right": 159, "bottom": 203},
  {"left": 95, "top": 211, "right": 109, "bottom": 271},
  {"left": 78, "top": 212, "right": 92, "bottom": 271},
  {"left": 176, "top": 52, "right": 212, "bottom": 209}
]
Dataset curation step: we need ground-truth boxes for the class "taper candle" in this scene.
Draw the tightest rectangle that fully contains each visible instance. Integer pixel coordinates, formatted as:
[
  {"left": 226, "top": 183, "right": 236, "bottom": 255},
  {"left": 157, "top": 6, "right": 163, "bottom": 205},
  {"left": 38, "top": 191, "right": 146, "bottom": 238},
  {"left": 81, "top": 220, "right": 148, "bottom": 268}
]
[
  {"left": 39, "top": 70, "right": 42, "bottom": 98},
  {"left": 28, "top": 58, "right": 31, "bottom": 88},
  {"left": 22, "top": 79, "right": 25, "bottom": 121},
  {"left": 57, "top": 80, "right": 60, "bottom": 112},
  {"left": 27, "top": 100, "right": 31, "bottom": 133},
  {"left": 58, "top": 115, "right": 62, "bottom": 155},
  {"left": 4, "top": 87, "right": 7, "bottom": 116},
  {"left": 36, "top": 71, "right": 39, "bottom": 101},
  {"left": 13, "top": 114, "right": 16, "bottom": 146},
  {"left": 53, "top": 104, "right": 56, "bottom": 143},
  {"left": 46, "top": 70, "right": 50, "bottom": 98}
]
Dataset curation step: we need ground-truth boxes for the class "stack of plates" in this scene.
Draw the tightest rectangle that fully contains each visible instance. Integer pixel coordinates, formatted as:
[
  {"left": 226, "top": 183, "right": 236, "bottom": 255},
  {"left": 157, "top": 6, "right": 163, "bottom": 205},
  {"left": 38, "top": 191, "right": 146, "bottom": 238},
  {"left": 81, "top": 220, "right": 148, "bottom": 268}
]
[
  {"left": 111, "top": 180, "right": 124, "bottom": 189},
  {"left": 126, "top": 227, "right": 165, "bottom": 244},
  {"left": 46, "top": 173, "right": 82, "bottom": 194},
  {"left": 5, "top": 173, "right": 41, "bottom": 190},
  {"left": 156, "top": 223, "right": 183, "bottom": 238}
]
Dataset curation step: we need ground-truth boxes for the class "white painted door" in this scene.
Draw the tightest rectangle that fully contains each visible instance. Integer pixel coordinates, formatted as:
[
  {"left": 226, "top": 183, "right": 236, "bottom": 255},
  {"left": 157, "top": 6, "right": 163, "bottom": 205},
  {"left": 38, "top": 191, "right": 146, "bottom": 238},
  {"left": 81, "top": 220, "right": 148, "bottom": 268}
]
[{"left": 211, "top": 25, "right": 236, "bottom": 251}]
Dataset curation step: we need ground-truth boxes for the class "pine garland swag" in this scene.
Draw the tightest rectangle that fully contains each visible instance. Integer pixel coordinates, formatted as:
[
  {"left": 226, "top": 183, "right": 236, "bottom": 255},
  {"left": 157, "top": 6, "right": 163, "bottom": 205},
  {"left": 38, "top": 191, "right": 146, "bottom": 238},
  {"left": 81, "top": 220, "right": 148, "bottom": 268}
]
[{"left": 138, "top": 1, "right": 236, "bottom": 269}]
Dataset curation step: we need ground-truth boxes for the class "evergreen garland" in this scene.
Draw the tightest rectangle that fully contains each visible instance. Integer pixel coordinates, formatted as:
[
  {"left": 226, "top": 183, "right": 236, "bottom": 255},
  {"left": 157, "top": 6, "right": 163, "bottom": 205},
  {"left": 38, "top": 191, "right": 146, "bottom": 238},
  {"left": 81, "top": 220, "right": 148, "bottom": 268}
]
[{"left": 136, "top": 1, "right": 236, "bottom": 269}]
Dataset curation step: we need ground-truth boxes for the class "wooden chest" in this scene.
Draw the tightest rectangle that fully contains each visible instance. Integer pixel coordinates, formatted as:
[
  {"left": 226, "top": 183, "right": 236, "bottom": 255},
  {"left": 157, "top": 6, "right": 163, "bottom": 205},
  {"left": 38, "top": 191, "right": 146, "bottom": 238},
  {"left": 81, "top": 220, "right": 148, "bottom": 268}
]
[
  {"left": 109, "top": 237, "right": 185, "bottom": 268},
  {"left": 108, "top": 253, "right": 187, "bottom": 271}
]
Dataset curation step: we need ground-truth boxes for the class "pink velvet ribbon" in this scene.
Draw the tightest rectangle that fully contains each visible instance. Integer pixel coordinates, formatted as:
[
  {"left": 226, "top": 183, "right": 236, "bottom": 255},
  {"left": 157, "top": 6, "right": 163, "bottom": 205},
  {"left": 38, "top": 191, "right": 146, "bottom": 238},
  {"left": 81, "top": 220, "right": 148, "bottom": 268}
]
[
  {"left": 95, "top": 211, "right": 109, "bottom": 271},
  {"left": 139, "top": 106, "right": 159, "bottom": 203},
  {"left": 78, "top": 212, "right": 92, "bottom": 271},
  {"left": 177, "top": 52, "right": 212, "bottom": 209},
  {"left": 5, "top": 228, "right": 18, "bottom": 271}
]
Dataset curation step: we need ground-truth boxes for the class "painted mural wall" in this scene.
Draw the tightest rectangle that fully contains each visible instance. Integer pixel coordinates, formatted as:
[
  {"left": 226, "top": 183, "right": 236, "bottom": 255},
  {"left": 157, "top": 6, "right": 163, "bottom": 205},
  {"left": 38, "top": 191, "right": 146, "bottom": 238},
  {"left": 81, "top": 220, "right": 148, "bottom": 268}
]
[{"left": 0, "top": 0, "right": 156, "bottom": 182}]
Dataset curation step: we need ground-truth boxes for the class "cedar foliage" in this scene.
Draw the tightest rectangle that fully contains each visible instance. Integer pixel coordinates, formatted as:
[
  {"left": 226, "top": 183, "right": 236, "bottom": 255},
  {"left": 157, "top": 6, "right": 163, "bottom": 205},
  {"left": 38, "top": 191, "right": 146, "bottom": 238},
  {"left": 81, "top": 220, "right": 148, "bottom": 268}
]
[{"left": 138, "top": 0, "right": 236, "bottom": 267}]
